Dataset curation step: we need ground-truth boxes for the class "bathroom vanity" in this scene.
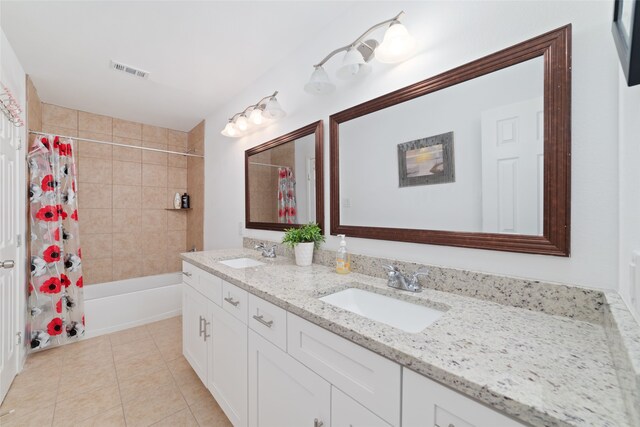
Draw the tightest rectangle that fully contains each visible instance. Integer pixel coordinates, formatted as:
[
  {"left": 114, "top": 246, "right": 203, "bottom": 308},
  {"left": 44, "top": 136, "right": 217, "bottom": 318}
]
[{"left": 180, "top": 248, "right": 637, "bottom": 427}]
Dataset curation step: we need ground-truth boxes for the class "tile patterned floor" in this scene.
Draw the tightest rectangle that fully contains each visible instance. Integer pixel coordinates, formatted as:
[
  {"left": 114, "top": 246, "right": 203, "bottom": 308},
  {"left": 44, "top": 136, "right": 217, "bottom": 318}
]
[{"left": 0, "top": 316, "right": 232, "bottom": 427}]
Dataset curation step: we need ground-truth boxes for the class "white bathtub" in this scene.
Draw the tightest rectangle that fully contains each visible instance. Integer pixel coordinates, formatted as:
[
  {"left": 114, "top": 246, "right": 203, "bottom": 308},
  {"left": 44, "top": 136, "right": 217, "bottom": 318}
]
[{"left": 84, "top": 273, "right": 182, "bottom": 338}]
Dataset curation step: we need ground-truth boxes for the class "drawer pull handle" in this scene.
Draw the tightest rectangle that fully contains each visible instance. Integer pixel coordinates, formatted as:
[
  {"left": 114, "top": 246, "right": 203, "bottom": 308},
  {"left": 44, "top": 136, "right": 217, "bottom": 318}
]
[
  {"left": 252, "top": 314, "right": 274, "bottom": 328},
  {"left": 182, "top": 271, "right": 192, "bottom": 277},
  {"left": 198, "top": 315, "right": 204, "bottom": 337},
  {"left": 314, "top": 419, "right": 323, "bottom": 427},
  {"left": 224, "top": 296, "right": 240, "bottom": 307},
  {"left": 203, "top": 320, "right": 211, "bottom": 341}
]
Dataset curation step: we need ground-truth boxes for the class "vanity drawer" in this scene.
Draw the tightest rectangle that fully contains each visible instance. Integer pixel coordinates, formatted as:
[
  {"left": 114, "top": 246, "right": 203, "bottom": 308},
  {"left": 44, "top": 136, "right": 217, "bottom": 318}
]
[
  {"left": 248, "top": 294, "right": 287, "bottom": 351},
  {"left": 181, "top": 261, "right": 198, "bottom": 286},
  {"left": 222, "top": 280, "right": 248, "bottom": 323},
  {"left": 287, "top": 313, "right": 401, "bottom": 425},
  {"left": 197, "top": 271, "right": 223, "bottom": 306}
]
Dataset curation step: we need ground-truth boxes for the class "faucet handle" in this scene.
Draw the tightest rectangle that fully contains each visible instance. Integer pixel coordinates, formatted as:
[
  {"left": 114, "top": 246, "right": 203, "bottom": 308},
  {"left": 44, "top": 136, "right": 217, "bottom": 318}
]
[
  {"left": 254, "top": 242, "right": 266, "bottom": 250},
  {"left": 383, "top": 265, "right": 400, "bottom": 275},
  {"left": 411, "top": 266, "right": 429, "bottom": 278}
]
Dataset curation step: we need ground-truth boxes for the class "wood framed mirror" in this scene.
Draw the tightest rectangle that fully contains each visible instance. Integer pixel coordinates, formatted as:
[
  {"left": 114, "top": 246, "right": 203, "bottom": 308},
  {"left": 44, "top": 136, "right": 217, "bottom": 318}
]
[
  {"left": 330, "top": 25, "right": 571, "bottom": 256},
  {"left": 246, "top": 120, "right": 324, "bottom": 232}
]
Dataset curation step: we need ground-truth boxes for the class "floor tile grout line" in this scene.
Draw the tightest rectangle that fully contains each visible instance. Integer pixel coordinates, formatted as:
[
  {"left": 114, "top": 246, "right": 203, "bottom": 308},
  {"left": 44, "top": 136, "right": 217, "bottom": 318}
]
[{"left": 109, "top": 333, "right": 129, "bottom": 427}]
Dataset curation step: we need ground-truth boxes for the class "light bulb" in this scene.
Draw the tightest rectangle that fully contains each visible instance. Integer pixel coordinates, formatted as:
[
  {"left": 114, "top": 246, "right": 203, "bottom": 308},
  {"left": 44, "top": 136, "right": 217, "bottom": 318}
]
[
  {"left": 236, "top": 115, "right": 248, "bottom": 131},
  {"left": 249, "top": 108, "right": 264, "bottom": 125},
  {"left": 221, "top": 122, "right": 238, "bottom": 137},
  {"left": 376, "top": 22, "right": 416, "bottom": 63},
  {"left": 264, "top": 97, "right": 286, "bottom": 120},
  {"left": 336, "top": 47, "right": 371, "bottom": 80}
]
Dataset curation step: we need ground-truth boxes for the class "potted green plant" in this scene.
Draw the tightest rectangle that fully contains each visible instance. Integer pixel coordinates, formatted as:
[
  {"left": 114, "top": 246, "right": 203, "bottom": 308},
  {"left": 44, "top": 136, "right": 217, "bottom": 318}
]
[{"left": 282, "top": 223, "right": 325, "bottom": 266}]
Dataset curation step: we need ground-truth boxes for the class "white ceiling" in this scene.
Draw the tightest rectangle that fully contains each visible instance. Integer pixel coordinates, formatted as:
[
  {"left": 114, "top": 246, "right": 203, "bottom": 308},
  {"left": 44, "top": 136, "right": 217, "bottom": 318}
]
[{"left": 1, "top": 1, "right": 354, "bottom": 131}]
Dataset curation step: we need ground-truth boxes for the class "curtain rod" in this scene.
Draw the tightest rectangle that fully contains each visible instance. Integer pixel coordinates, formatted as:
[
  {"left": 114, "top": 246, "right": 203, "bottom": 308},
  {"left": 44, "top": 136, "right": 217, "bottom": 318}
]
[
  {"left": 249, "top": 161, "right": 290, "bottom": 169},
  {"left": 28, "top": 130, "right": 204, "bottom": 158}
]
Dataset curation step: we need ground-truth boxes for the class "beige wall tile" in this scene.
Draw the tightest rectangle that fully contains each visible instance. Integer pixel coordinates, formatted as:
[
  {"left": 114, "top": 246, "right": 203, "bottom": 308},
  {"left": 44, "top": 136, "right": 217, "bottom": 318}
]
[
  {"left": 42, "top": 103, "right": 78, "bottom": 129},
  {"left": 168, "top": 130, "right": 188, "bottom": 148},
  {"left": 168, "top": 167, "right": 187, "bottom": 188},
  {"left": 78, "top": 130, "right": 113, "bottom": 159},
  {"left": 167, "top": 151, "right": 187, "bottom": 168},
  {"left": 166, "top": 251, "right": 182, "bottom": 273},
  {"left": 187, "top": 120, "right": 205, "bottom": 154},
  {"left": 167, "top": 230, "right": 186, "bottom": 253},
  {"left": 112, "top": 256, "right": 143, "bottom": 281},
  {"left": 142, "top": 231, "right": 167, "bottom": 256},
  {"left": 113, "top": 160, "right": 142, "bottom": 186},
  {"left": 142, "top": 124, "right": 168, "bottom": 147},
  {"left": 113, "top": 209, "right": 141, "bottom": 233},
  {"left": 79, "top": 183, "right": 113, "bottom": 209},
  {"left": 142, "top": 142, "right": 168, "bottom": 165},
  {"left": 27, "top": 76, "right": 42, "bottom": 132},
  {"left": 83, "top": 258, "right": 113, "bottom": 285},
  {"left": 167, "top": 210, "right": 187, "bottom": 231},
  {"left": 113, "top": 232, "right": 143, "bottom": 259},
  {"left": 113, "top": 118, "right": 142, "bottom": 139},
  {"left": 79, "top": 209, "right": 113, "bottom": 234},
  {"left": 78, "top": 157, "right": 112, "bottom": 184},
  {"left": 142, "top": 209, "right": 167, "bottom": 233},
  {"left": 79, "top": 111, "right": 112, "bottom": 135},
  {"left": 41, "top": 124, "right": 78, "bottom": 137},
  {"left": 81, "top": 234, "right": 113, "bottom": 260},
  {"left": 143, "top": 187, "right": 167, "bottom": 209},
  {"left": 143, "top": 253, "right": 168, "bottom": 276},
  {"left": 113, "top": 135, "right": 142, "bottom": 162},
  {"left": 142, "top": 163, "right": 167, "bottom": 187},
  {"left": 113, "top": 185, "right": 141, "bottom": 209}
]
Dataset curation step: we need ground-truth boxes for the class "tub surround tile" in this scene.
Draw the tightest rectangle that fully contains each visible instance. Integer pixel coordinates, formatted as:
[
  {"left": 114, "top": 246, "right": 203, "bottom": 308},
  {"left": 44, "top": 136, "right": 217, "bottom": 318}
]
[
  {"left": 113, "top": 184, "right": 142, "bottom": 208},
  {"left": 168, "top": 151, "right": 188, "bottom": 168},
  {"left": 79, "top": 111, "right": 113, "bottom": 135},
  {"left": 112, "top": 256, "right": 143, "bottom": 281},
  {"left": 82, "top": 233, "right": 113, "bottom": 260},
  {"left": 168, "top": 166, "right": 187, "bottom": 188},
  {"left": 142, "top": 163, "right": 168, "bottom": 187},
  {"left": 143, "top": 186, "right": 168, "bottom": 209},
  {"left": 42, "top": 103, "right": 78, "bottom": 129},
  {"left": 79, "top": 208, "right": 113, "bottom": 234},
  {"left": 113, "top": 160, "right": 142, "bottom": 185},
  {"left": 143, "top": 124, "right": 168, "bottom": 146},
  {"left": 112, "top": 232, "right": 143, "bottom": 259},
  {"left": 78, "top": 182, "right": 113, "bottom": 209},
  {"left": 113, "top": 118, "right": 142, "bottom": 139},
  {"left": 142, "top": 209, "right": 168, "bottom": 233},
  {"left": 83, "top": 257, "right": 113, "bottom": 285},
  {"left": 143, "top": 142, "right": 169, "bottom": 165},
  {"left": 112, "top": 135, "right": 143, "bottom": 162},
  {"left": 78, "top": 136, "right": 113, "bottom": 159},
  {"left": 182, "top": 248, "right": 637, "bottom": 427},
  {"left": 78, "top": 157, "right": 113, "bottom": 184},
  {"left": 168, "top": 129, "right": 188, "bottom": 149},
  {"left": 112, "top": 208, "right": 141, "bottom": 233}
]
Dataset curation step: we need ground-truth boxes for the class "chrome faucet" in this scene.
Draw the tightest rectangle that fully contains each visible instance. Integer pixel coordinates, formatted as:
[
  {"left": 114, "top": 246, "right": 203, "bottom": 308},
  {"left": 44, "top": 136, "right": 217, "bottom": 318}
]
[
  {"left": 255, "top": 242, "right": 277, "bottom": 258},
  {"left": 383, "top": 265, "right": 429, "bottom": 292}
]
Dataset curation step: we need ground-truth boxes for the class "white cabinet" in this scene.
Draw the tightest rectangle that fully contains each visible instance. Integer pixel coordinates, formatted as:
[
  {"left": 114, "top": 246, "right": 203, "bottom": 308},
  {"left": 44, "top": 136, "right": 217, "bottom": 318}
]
[
  {"left": 248, "top": 330, "right": 330, "bottom": 427},
  {"left": 332, "top": 387, "right": 392, "bottom": 427},
  {"left": 209, "top": 301, "right": 248, "bottom": 427},
  {"left": 402, "top": 369, "right": 525, "bottom": 427},
  {"left": 287, "top": 313, "right": 401, "bottom": 426},
  {"left": 182, "top": 283, "right": 209, "bottom": 384}
]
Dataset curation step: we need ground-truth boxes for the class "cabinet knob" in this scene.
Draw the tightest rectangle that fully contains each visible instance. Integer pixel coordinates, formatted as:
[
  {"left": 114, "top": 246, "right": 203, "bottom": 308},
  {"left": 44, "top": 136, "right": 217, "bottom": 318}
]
[{"left": 313, "top": 419, "right": 323, "bottom": 427}]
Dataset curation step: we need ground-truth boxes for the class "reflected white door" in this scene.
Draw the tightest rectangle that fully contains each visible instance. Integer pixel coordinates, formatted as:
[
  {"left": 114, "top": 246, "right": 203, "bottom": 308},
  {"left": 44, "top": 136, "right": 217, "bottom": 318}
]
[
  {"left": 481, "top": 97, "right": 543, "bottom": 235},
  {"left": 0, "top": 113, "right": 20, "bottom": 403},
  {"left": 306, "top": 157, "right": 316, "bottom": 221}
]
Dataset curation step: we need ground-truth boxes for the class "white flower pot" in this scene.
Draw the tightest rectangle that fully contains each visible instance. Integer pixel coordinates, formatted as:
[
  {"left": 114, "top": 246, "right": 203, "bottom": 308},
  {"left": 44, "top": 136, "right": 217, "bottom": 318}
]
[{"left": 294, "top": 242, "right": 314, "bottom": 267}]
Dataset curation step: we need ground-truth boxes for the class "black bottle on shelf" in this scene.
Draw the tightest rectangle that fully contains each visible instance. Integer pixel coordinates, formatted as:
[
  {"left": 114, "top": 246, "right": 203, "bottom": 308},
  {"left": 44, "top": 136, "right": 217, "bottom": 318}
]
[{"left": 181, "top": 193, "right": 190, "bottom": 209}]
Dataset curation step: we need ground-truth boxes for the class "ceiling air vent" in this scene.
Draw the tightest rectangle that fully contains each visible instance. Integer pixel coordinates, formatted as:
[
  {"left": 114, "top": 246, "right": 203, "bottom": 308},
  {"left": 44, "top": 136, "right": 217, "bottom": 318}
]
[{"left": 110, "top": 60, "right": 149, "bottom": 79}]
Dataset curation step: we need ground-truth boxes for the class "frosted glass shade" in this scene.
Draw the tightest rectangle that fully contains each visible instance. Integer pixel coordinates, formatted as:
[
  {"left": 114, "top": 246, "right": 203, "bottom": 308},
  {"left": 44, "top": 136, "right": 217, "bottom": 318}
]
[
  {"left": 376, "top": 23, "right": 416, "bottom": 63},
  {"left": 221, "top": 122, "right": 239, "bottom": 137},
  {"left": 304, "top": 66, "right": 335, "bottom": 95},
  {"left": 336, "top": 48, "right": 371, "bottom": 80},
  {"left": 249, "top": 108, "right": 264, "bottom": 125},
  {"left": 264, "top": 97, "right": 286, "bottom": 119}
]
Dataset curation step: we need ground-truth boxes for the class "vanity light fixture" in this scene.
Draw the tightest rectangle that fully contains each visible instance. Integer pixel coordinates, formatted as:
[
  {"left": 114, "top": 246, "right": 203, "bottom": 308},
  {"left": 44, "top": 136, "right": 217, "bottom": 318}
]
[
  {"left": 304, "top": 11, "right": 416, "bottom": 95},
  {"left": 220, "top": 91, "right": 286, "bottom": 138}
]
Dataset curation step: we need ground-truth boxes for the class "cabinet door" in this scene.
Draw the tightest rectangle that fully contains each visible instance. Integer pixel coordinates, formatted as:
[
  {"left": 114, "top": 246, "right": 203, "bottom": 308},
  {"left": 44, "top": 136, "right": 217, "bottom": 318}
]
[
  {"left": 331, "top": 387, "right": 392, "bottom": 427},
  {"left": 249, "top": 330, "right": 330, "bottom": 427},
  {"left": 209, "top": 301, "right": 248, "bottom": 427},
  {"left": 402, "top": 369, "right": 525, "bottom": 427},
  {"left": 182, "top": 284, "right": 208, "bottom": 384}
]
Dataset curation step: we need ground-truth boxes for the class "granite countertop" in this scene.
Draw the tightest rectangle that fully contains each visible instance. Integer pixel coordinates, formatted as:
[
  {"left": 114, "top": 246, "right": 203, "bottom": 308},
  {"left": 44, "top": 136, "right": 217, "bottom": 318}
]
[{"left": 181, "top": 249, "right": 631, "bottom": 427}]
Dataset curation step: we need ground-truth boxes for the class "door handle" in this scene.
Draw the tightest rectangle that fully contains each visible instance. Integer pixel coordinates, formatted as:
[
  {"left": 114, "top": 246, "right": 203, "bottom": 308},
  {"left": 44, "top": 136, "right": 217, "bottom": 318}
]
[
  {"left": 198, "top": 315, "right": 204, "bottom": 337},
  {"left": 1, "top": 260, "right": 15, "bottom": 269},
  {"left": 313, "top": 419, "right": 323, "bottom": 427},
  {"left": 252, "top": 314, "right": 274, "bottom": 328},
  {"left": 203, "top": 320, "right": 211, "bottom": 341},
  {"left": 182, "top": 271, "right": 192, "bottom": 277},
  {"left": 224, "top": 296, "right": 240, "bottom": 307}
]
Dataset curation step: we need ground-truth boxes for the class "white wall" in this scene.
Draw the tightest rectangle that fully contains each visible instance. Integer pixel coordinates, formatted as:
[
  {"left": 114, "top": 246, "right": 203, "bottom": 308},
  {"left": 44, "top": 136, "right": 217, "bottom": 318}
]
[
  {"left": 618, "top": 70, "right": 640, "bottom": 319},
  {"left": 204, "top": 1, "right": 620, "bottom": 290},
  {"left": 294, "top": 134, "right": 316, "bottom": 223}
]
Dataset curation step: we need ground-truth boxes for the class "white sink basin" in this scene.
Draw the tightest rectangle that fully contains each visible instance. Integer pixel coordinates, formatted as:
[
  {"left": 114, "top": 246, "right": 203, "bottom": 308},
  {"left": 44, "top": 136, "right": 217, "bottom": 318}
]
[
  {"left": 219, "top": 258, "right": 265, "bottom": 269},
  {"left": 320, "top": 288, "right": 444, "bottom": 333}
]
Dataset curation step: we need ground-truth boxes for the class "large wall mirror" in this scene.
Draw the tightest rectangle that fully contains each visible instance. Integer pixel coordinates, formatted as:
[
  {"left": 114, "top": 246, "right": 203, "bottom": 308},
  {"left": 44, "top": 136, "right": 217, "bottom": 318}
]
[
  {"left": 246, "top": 121, "right": 324, "bottom": 231},
  {"left": 330, "top": 26, "right": 571, "bottom": 256}
]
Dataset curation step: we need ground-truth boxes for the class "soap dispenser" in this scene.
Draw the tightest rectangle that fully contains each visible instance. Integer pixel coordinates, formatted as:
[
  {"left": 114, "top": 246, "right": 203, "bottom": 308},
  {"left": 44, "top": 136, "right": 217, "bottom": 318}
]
[{"left": 336, "top": 234, "right": 351, "bottom": 274}]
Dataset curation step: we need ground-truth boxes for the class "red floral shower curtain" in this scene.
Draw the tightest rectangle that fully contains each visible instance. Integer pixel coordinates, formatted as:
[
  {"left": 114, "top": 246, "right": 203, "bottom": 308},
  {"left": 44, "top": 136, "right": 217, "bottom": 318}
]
[
  {"left": 277, "top": 167, "right": 297, "bottom": 224},
  {"left": 28, "top": 135, "right": 84, "bottom": 351}
]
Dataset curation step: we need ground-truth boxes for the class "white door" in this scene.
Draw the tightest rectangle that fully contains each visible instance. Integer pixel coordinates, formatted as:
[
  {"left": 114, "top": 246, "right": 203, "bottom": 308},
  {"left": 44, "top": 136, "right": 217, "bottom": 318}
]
[
  {"left": 182, "top": 284, "right": 208, "bottom": 384},
  {"left": 481, "top": 97, "right": 544, "bottom": 235},
  {"left": 248, "top": 330, "right": 330, "bottom": 427},
  {"left": 0, "top": 113, "right": 20, "bottom": 402},
  {"left": 209, "top": 301, "right": 248, "bottom": 427}
]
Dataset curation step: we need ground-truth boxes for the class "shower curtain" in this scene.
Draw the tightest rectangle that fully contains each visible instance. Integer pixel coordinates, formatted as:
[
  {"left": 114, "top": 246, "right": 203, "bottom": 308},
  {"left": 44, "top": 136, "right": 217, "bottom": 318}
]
[
  {"left": 277, "top": 167, "right": 297, "bottom": 224},
  {"left": 27, "top": 135, "right": 84, "bottom": 351}
]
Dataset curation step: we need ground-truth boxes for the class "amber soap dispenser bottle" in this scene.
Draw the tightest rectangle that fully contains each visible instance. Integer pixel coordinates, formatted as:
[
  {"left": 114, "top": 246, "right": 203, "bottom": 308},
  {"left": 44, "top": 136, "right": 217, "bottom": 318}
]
[{"left": 336, "top": 234, "right": 351, "bottom": 274}]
